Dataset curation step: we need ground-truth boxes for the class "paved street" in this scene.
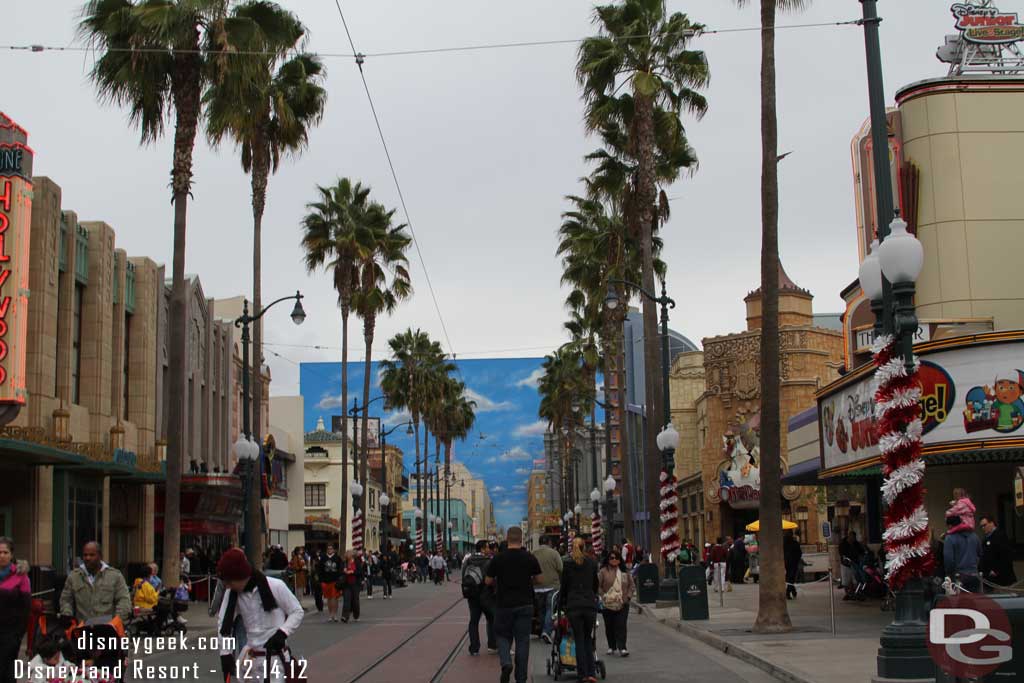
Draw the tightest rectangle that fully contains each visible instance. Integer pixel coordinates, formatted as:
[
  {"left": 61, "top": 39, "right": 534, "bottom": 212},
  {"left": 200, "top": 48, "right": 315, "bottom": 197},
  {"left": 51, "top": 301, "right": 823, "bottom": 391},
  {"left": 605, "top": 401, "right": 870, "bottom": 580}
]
[{"left": 141, "top": 579, "right": 776, "bottom": 682}]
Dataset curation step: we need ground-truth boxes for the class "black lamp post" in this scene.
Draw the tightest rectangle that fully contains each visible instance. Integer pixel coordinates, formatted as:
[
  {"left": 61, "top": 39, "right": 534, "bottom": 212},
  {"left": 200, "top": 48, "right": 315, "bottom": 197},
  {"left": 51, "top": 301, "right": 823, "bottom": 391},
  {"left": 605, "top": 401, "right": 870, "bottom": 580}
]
[
  {"left": 605, "top": 278, "right": 679, "bottom": 583},
  {"left": 855, "top": 2, "right": 933, "bottom": 680},
  {"left": 379, "top": 420, "right": 414, "bottom": 551},
  {"left": 234, "top": 291, "right": 305, "bottom": 567}
]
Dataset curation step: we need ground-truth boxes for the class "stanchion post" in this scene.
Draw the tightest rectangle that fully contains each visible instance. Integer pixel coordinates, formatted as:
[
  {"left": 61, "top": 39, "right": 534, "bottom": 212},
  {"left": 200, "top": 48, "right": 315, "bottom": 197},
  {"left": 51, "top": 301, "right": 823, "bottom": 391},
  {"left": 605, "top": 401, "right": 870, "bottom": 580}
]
[{"left": 829, "top": 567, "right": 837, "bottom": 637}]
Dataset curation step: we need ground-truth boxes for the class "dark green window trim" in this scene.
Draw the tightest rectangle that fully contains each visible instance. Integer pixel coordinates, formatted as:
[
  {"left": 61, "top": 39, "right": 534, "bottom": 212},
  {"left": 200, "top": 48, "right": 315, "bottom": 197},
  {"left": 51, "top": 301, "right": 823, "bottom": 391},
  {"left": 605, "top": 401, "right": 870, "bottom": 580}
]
[
  {"left": 75, "top": 225, "right": 89, "bottom": 285},
  {"left": 125, "top": 261, "right": 136, "bottom": 314}
]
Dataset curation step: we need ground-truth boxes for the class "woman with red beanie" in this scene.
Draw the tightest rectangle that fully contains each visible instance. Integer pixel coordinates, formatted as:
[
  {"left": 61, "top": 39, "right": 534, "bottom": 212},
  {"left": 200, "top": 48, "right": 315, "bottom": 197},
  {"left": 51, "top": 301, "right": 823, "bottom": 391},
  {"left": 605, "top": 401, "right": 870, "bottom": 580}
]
[{"left": 216, "top": 548, "right": 303, "bottom": 682}]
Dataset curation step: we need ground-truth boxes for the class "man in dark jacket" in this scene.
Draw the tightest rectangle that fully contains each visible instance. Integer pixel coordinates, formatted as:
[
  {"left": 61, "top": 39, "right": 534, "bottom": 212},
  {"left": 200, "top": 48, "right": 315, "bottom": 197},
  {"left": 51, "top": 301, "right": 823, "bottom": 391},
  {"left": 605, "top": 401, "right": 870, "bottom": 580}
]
[
  {"left": 943, "top": 515, "right": 981, "bottom": 592},
  {"left": 463, "top": 540, "right": 496, "bottom": 656},
  {"left": 783, "top": 532, "right": 803, "bottom": 599},
  {"left": 979, "top": 514, "right": 1017, "bottom": 590}
]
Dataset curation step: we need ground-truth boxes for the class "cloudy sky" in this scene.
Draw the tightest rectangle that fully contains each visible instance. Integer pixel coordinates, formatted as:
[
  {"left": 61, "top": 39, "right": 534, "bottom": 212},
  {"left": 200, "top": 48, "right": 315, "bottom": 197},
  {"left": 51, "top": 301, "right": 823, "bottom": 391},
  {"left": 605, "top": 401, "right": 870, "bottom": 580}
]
[{"left": 8, "top": 1, "right": 959, "bottom": 397}]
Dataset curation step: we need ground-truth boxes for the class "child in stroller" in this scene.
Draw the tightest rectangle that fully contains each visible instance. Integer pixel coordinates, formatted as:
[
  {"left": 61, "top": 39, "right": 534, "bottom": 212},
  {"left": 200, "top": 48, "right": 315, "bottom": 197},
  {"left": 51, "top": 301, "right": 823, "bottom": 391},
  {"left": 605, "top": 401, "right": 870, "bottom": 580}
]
[{"left": 545, "top": 590, "right": 606, "bottom": 681}]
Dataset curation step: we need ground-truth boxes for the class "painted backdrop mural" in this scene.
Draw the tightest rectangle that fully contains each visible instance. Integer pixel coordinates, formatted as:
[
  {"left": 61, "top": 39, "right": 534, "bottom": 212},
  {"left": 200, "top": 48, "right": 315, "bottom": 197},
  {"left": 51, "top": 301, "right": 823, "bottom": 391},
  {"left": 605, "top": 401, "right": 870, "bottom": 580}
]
[{"left": 300, "top": 358, "right": 547, "bottom": 528}]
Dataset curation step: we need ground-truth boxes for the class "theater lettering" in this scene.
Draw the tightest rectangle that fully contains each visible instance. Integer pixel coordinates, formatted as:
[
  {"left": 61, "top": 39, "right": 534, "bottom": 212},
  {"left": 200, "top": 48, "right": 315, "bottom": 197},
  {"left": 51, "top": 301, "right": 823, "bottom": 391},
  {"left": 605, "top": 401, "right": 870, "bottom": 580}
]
[{"left": 0, "top": 113, "right": 33, "bottom": 405}]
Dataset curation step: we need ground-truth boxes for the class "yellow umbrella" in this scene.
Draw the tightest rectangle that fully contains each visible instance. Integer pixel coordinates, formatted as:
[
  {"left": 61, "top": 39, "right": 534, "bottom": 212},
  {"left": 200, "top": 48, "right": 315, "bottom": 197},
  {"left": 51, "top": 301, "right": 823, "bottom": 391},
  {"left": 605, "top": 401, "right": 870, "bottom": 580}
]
[{"left": 745, "top": 519, "right": 798, "bottom": 532}]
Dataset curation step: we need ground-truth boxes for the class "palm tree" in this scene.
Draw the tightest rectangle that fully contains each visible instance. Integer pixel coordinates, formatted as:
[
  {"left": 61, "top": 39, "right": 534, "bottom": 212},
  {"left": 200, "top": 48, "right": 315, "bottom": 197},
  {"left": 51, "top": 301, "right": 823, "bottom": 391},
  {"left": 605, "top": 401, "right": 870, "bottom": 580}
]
[
  {"left": 301, "top": 178, "right": 374, "bottom": 549},
  {"left": 380, "top": 329, "right": 451, "bottom": 549},
  {"left": 79, "top": 0, "right": 245, "bottom": 586},
  {"left": 577, "top": 0, "right": 708, "bottom": 553},
  {"left": 538, "top": 345, "right": 592, "bottom": 522},
  {"left": 439, "top": 383, "right": 476, "bottom": 552},
  {"left": 206, "top": 1, "right": 326, "bottom": 459},
  {"left": 734, "top": 0, "right": 809, "bottom": 634},
  {"left": 353, "top": 205, "right": 412, "bottom": 523}
]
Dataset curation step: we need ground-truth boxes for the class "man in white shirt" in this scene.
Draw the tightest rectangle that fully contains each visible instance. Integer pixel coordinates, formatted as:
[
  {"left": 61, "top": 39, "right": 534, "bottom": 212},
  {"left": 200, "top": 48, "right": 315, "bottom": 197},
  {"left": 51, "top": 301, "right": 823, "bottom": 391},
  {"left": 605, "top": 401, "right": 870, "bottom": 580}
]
[{"left": 217, "top": 548, "right": 303, "bottom": 683}]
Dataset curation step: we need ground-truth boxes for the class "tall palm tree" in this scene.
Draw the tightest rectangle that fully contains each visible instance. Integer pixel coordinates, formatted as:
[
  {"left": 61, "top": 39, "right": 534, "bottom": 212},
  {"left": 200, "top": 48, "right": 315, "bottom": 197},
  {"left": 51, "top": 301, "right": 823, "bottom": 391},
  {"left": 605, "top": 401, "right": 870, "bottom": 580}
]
[
  {"left": 439, "top": 383, "right": 476, "bottom": 551},
  {"left": 538, "top": 345, "right": 592, "bottom": 523},
  {"left": 380, "top": 329, "right": 451, "bottom": 547},
  {"left": 206, "top": 0, "right": 326, "bottom": 461},
  {"left": 735, "top": 0, "right": 809, "bottom": 634},
  {"left": 301, "top": 178, "right": 373, "bottom": 549},
  {"left": 353, "top": 205, "right": 412, "bottom": 523},
  {"left": 79, "top": 0, "right": 245, "bottom": 586},
  {"left": 577, "top": 0, "right": 707, "bottom": 556}
]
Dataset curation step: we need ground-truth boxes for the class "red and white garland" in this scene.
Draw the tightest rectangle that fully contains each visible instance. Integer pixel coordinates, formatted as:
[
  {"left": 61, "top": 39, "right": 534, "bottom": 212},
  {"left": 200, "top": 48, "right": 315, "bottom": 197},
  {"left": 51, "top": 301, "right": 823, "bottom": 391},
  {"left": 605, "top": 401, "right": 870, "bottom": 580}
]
[
  {"left": 415, "top": 526, "right": 423, "bottom": 556},
  {"left": 591, "top": 511, "right": 604, "bottom": 556},
  {"left": 873, "top": 334, "right": 932, "bottom": 589},
  {"left": 659, "top": 468, "right": 681, "bottom": 563},
  {"left": 351, "top": 508, "right": 364, "bottom": 552}
]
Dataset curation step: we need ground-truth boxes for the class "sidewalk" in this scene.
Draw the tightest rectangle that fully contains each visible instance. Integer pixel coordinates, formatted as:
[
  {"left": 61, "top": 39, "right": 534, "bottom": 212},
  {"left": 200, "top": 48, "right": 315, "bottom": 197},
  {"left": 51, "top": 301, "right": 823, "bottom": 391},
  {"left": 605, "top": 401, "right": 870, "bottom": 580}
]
[{"left": 636, "top": 580, "right": 888, "bottom": 683}]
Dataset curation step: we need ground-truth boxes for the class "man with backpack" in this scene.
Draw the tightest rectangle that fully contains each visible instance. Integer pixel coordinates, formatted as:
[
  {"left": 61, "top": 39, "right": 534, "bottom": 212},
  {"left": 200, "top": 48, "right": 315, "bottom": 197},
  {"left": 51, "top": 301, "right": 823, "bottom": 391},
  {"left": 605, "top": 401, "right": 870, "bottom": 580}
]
[{"left": 463, "top": 540, "right": 496, "bottom": 656}]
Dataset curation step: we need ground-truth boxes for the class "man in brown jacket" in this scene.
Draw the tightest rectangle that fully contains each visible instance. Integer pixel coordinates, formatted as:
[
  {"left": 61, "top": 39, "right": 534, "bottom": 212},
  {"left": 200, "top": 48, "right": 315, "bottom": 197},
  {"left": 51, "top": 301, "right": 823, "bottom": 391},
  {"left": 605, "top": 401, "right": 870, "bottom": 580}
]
[{"left": 531, "top": 536, "right": 562, "bottom": 642}]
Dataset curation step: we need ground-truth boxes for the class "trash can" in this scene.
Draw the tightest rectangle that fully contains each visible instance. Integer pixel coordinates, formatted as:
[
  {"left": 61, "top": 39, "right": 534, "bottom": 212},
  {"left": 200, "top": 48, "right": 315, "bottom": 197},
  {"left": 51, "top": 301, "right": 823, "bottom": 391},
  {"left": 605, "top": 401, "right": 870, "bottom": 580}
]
[
  {"left": 677, "top": 565, "right": 709, "bottom": 621},
  {"left": 636, "top": 563, "right": 660, "bottom": 604}
]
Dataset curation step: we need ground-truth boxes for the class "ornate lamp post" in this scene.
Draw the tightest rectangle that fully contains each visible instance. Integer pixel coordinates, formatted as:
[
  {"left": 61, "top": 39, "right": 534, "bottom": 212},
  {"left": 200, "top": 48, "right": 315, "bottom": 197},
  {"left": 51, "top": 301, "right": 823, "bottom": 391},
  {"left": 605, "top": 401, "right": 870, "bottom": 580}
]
[
  {"left": 234, "top": 291, "right": 305, "bottom": 566},
  {"left": 603, "top": 474, "right": 617, "bottom": 547},
  {"left": 233, "top": 434, "right": 260, "bottom": 554}
]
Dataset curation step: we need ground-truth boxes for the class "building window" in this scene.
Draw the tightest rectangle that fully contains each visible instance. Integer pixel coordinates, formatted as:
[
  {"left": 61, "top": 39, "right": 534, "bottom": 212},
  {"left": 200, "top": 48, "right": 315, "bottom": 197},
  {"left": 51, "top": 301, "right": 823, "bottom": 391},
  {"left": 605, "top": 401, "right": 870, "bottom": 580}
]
[
  {"left": 305, "top": 483, "right": 326, "bottom": 507},
  {"left": 71, "top": 284, "right": 83, "bottom": 404},
  {"left": 123, "top": 314, "right": 131, "bottom": 420},
  {"left": 369, "top": 490, "right": 376, "bottom": 511}
]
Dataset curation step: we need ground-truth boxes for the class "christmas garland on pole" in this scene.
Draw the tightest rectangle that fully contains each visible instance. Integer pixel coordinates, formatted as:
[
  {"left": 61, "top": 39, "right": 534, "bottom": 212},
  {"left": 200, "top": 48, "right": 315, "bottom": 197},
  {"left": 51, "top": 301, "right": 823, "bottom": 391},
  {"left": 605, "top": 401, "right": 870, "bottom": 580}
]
[
  {"left": 873, "top": 334, "right": 932, "bottom": 589},
  {"left": 351, "top": 509, "right": 364, "bottom": 552},
  {"left": 659, "top": 468, "right": 680, "bottom": 563},
  {"left": 591, "top": 511, "right": 603, "bottom": 557},
  {"left": 415, "top": 526, "right": 423, "bottom": 556}
]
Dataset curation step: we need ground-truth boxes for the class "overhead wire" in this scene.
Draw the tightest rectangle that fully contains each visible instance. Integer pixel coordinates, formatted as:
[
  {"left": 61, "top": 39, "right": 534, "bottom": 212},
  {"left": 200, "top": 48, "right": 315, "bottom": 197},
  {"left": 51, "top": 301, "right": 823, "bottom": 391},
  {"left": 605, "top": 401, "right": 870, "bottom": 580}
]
[
  {"left": 331, "top": 0, "right": 455, "bottom": 359},
  {"left": 5, "top": 18, "right": 860, "bottom": 60}
]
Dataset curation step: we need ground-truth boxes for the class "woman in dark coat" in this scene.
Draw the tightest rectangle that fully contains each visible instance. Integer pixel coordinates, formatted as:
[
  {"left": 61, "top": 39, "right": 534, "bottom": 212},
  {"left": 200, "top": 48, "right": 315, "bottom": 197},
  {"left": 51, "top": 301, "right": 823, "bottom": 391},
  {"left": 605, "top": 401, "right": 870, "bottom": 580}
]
[
  {"left": 560, "top": 537, "right": 600, "bottom": 683},
  {"left": 783, "top": 531, "right": 803, "bottom": 599}
]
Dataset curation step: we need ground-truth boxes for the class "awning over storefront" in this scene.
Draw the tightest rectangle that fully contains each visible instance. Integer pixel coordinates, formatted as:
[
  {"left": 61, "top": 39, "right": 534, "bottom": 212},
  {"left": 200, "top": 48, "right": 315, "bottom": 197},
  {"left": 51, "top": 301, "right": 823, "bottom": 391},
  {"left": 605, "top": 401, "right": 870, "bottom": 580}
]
[
  {"left": 781, "top": 458, "right": 822, "bottom": 486},
  {"left": 0, "top": 434, "right": 165, "bottom": 481}
]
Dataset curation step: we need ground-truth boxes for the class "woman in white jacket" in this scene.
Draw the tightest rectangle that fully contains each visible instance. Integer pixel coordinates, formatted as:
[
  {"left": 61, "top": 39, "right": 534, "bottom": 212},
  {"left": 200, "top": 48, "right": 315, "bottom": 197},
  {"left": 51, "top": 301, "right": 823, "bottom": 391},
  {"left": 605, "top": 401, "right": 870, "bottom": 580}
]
[{"left": 216, "top": 549, "right": 303, "bottom": 683}]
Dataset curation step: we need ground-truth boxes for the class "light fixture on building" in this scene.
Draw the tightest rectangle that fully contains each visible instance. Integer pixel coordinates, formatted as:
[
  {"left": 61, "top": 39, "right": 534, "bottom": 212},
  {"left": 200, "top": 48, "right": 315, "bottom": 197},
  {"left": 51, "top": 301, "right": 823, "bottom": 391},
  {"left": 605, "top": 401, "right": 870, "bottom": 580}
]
[
  {"left": 590, "top": 487, "right": 601, "bottom": 503},
  {"left": 603, "top": 475, "right": 616, "bottom": 493},
  {"left": 656, "top": 423, "right": 680, "bottom": 452}
]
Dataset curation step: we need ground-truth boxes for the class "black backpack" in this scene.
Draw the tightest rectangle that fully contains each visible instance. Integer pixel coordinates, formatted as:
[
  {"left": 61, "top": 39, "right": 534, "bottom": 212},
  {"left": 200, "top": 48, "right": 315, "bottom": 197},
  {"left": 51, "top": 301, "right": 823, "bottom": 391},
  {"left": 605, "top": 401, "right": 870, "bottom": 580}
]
[{"left": 462, "top": 559, "right": 485, "bottom": 599}]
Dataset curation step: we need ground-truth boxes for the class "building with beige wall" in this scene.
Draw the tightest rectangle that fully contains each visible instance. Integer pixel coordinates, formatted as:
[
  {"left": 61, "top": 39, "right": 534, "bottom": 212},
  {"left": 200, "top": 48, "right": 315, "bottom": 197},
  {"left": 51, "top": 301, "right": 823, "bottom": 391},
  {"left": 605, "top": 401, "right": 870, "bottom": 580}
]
[
  {"left": 268, "top": 395, "right": 306, "bottom": 553},
  {"left": 675, "top": 266, "right": 843, "bottom": 547},
  {"left": 2, "top": 172, "right": 164, "bottom": 570}
]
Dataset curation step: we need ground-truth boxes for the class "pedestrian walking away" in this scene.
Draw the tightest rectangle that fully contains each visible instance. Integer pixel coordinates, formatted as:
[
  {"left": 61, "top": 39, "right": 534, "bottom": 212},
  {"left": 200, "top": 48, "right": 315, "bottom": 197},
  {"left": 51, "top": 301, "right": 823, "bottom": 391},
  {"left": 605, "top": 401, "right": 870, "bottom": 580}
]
[
  {"left": 531, "top": 535, "right": 562, "bottom": 643},
  {"left": 943, "top": 514, "right": 982, "bottom": 592},
  {"left": 560, "top": 537, "right": 600, "bottom": 683},
  {"left": 783, "top": 531, "right": 803, "bottom": 599},
  {"left": 340, "top": 550, "right": 362, "bottom": 622},
  {"left": 318, "top": 544, "right": 343, "bottom": 622},
  {"left": 486, "top": 526, "right": 542, "bottom": 683},
  {"left": 709, "top": 538, "right": 728, "bottom": 593},
  {"left": 380, "top": 548, "right": 395, "bottom": 599},
  {"left": 598, "top": 548, "right": 634, "bottom": 657},
  {"left": 0, "top": 537, "right": 31, "bottom": 683},
  {"left": 463, "top": 540, "right": 497, "bottom": 656},
  {"left": 216, "top": 548, "right": 303, "bottom": 683}
]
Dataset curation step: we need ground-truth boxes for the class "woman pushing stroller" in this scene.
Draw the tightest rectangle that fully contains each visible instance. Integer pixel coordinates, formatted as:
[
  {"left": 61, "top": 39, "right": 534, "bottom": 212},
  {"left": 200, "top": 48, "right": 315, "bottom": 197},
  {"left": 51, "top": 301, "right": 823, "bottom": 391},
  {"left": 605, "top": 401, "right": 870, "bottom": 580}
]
[{"left": 559, "top": 538, "right": 600, "bottom": 683}]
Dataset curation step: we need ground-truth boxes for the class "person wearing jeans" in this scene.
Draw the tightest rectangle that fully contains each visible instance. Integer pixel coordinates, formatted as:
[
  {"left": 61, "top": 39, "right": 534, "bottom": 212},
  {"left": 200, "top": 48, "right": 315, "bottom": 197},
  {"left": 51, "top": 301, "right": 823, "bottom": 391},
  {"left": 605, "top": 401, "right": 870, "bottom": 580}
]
[
  {"left": 598, "top": 549, "right": 634, "bottom": 656},
  {"left": 560, "top": 537, "right": 600, "bottom": 682},
  {"left": 464, "top": 541, "right": 496, "bottom": 655},
  {"left": 486, "top": 527, "right": 542, "bottom": 683},
  {"left": 531, "top": 536, "right": 562, "bottom": 642}
]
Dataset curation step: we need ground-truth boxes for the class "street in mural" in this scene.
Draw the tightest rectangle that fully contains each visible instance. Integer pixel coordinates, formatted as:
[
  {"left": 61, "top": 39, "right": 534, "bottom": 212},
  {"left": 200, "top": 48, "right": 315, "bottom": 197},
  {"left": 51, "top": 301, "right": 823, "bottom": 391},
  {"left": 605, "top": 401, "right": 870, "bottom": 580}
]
[{"left": 299, "top": 358, "right": 547, "bottom": 527}]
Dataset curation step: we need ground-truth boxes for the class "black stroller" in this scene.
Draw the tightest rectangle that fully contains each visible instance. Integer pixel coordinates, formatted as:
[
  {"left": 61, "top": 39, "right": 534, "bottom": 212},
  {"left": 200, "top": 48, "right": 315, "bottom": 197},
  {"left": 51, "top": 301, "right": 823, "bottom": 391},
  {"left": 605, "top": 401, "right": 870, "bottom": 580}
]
[{"left": 545, "top": 590, "right": 606, "bottom": 680}]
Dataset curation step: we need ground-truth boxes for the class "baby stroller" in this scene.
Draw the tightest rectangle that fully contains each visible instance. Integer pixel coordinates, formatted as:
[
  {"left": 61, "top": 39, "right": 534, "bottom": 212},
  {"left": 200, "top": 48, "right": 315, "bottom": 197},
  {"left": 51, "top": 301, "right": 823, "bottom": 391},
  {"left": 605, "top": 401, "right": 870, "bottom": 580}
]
[
  {"left": 545, "top": 590, "right": 606, "bottom": 680},
  {"left": 67, "top": 616, "right": 129, "bottom": 682}
]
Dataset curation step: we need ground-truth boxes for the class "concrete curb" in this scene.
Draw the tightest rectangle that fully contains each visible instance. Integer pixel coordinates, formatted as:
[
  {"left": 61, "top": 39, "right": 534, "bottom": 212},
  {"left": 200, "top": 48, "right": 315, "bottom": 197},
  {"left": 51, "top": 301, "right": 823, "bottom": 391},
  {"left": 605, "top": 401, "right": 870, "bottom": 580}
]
[{"left": 634, "top": 602, "right": 816, "bottom": 683}]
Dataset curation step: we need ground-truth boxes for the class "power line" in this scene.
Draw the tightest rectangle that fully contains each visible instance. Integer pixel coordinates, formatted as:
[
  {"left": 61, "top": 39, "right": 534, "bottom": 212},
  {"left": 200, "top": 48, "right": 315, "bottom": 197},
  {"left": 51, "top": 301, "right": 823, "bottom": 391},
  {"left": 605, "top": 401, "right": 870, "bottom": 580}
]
[
  {"left": 331, "top": 0, "right": 455, "bottom": 358},
  {"left": 5, "top": 18, "right": 859, "bottom": 61},
  {"left": 263, "top": 340, "right": 562, "bottom": 357}
]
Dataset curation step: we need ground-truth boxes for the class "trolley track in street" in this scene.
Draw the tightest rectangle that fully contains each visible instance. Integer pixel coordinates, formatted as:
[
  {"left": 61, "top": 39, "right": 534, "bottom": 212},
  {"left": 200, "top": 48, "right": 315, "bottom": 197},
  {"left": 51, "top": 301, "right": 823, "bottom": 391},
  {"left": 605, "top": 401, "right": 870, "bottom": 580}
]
[{"left": 348, "top": 595, "right": 467, "bottom": 682}]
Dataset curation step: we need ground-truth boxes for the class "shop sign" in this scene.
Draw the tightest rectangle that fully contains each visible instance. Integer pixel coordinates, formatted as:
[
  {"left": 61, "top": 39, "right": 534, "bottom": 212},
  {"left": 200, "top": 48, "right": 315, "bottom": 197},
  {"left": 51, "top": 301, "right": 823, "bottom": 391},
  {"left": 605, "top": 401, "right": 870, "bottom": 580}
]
[
  {"left": 952, "top": 3, "right": 1024, "bottom": 44},
  {"left": 0, "top": 116, "right": 30, "bottom": 406},
  {"left": 820, "top": 338, "right": 1024, "bottom": 472},
  {"left": 720, "top": 484, "right": 760, "bottom": 509},
  {"left": 717, "top": 428, "right": 761, "bottom": 509},
  {"left": 854, "top": 324, "right": 930, "bottom": 355}
]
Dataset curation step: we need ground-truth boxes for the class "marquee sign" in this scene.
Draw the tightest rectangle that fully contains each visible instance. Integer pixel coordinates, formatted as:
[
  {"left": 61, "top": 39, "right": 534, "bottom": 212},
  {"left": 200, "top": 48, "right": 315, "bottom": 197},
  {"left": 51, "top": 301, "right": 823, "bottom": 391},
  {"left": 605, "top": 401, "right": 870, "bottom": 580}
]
[
  {"left": 952, "top": 3, "right": 1024, "bottom": 44},
  {"left": 0, "top": 114, "right": 31, "bottom": 406},
  {"left": 819, "top": 335, "right": 1024, "bottom": 474}
]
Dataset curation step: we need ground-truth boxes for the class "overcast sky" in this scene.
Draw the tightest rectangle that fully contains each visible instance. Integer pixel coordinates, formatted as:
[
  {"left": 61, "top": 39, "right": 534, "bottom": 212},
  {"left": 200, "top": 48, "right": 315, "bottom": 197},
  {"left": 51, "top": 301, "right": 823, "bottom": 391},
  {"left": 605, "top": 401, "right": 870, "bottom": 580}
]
[{"left": 8, "top": 1, "right": 961, "bottom": 396}]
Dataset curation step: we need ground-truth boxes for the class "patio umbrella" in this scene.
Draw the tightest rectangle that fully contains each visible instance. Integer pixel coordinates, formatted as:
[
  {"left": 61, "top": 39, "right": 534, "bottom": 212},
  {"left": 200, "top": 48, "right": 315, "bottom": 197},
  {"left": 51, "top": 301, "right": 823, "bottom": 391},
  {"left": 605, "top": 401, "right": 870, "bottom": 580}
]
[{"left": 745, "top": 519, "right": 798, "bottom": 532}]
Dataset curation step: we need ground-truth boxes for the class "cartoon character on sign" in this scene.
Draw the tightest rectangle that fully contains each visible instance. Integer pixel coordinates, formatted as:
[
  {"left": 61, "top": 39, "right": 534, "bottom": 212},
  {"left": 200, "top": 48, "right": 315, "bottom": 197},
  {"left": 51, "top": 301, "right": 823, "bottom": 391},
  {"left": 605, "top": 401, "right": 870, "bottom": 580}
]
[
  {"left": 822, "top": 402, "right": 835, "bottom": 447},
  {"left": 963, "top": 369, "right": 1024, "bottom": 434}
]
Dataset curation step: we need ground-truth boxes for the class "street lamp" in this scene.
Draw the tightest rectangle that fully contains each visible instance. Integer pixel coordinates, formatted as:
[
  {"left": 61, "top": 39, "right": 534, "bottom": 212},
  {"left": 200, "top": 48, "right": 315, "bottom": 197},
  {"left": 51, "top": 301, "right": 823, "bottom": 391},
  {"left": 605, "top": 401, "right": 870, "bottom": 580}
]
[
  {"left": 234, "top": 291, "right": 305, "bottom": 566},
  {"left": 233, "top": 434, "right": 259, "bottom": 553},
  {"left": 857, "top": 2, "right": 932, "bottom": 679},
  {"left": 604, "top": 277, "right": 676, "bottom": 570}
]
